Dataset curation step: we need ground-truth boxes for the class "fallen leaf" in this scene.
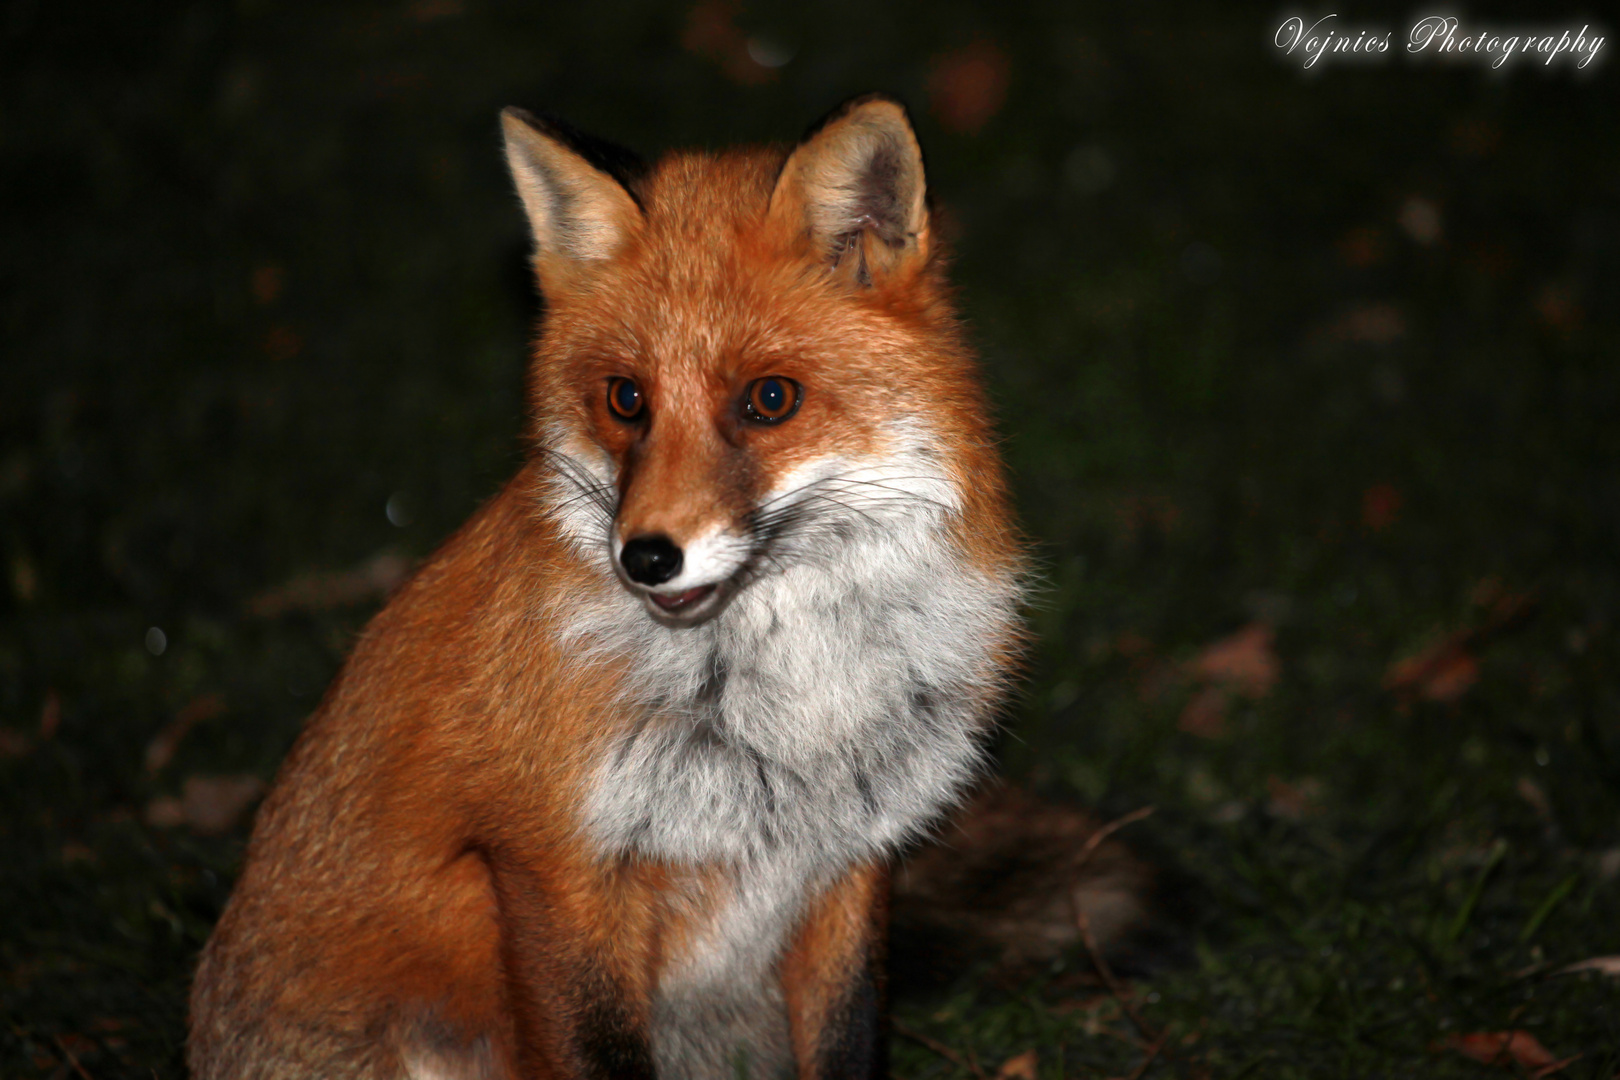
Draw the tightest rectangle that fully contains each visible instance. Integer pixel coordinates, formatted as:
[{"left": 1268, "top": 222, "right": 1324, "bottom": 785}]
[
  {"left": 928, "top": 40, "right": 1009, "bottom": 134},
  {"left": 1554, "top": 956, "right": 1620, "bottom": 977},
  {"left": 1385, "top": 636, "right": 1478, "bottom": 703},
  {"left": 1435, "top": 1031, "right": 1568, "bottom": 1074},
  {"left": 1189, "top": 622, "right": 1278, "bottom": 699},
  {"left": 1516, "top": 777, "right": 1552, "bottom": 821},
  {"left": 1177, "top": 685, "right": 1227, "bottom": 738},
  {"left": 1385, "top": 588, "right": 1537, "bottom": 705},
  {"left": 248, "top": 550, "right": 410, "bottom": 617},
  {"left": 185, "top": 775, "right": 265, "bottom": 835},
  {"left": 147, "top": 775, "right": 265, "bottom": 836},
  {"left": 145, "top": 795, "right": 186, "bottom": 828},
  {"left": 996, "top": 1049, "right": 1037, "bottom": 1080},
  {"left": 1265, "top": 775, "right": 1323, "bottom": 821}
]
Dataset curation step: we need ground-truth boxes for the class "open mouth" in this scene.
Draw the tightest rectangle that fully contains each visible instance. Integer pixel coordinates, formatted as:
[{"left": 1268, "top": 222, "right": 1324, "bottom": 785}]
[
  {"left": 632, "top": 576, "right": 739, "bottom": 627},
  {"left": 647, "top": 584, "right": 716, "bottom": 614}
]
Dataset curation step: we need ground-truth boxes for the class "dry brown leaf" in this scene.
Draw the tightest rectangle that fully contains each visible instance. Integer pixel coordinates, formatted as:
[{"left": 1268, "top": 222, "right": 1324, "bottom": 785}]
[
  {"left": 1516, "top": 777, "right": 1552, "bottom": 821},
  {"left": 248, "top": 550, "right": 410, "bottom": 617},
  {"left": 1385, "top": 638, "right": 1479, "bottom": 703},
  {"left": 1189, "top": 622, "right": 1278, "bottom": 699},
  {"left": 145, "top": 795, "right": 186, "bottom": 829},
  {"left": 1265, "top": 776, "right": 1323, "bottom": 821},
  {"left": 995, "top": 1050, "right": 1037, "bottom": 1080},
  {"left": 183, "top": 775, "right": 265, "bottom": 835},
  {"left": 1435, "top": 1031, "right": 1570, "bottom": 1074},
  {"left": 147, "top": 775, "right": 265, "bottom": 836},
  {"left": 1386, "top": 585, "right": 1536, "bottom": 706},
  {"left": 1176, "top": 685, "right": 1227, "bottom": 738},
  {"left": 927, "top": 40, "right": 1009, "bottom": 134}
]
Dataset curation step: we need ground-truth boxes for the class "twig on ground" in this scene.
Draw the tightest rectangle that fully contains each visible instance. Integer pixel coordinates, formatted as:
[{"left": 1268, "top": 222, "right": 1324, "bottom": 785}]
[
  {"left": 1068, "top": 806, "right": 1168, "bottom": 1077},
  {"left": 1073, "top": 805, "right": 1156, "bottom": 874},
  {"left": 53, "top": 1035, "right": 95, "bottom": 1080},
  {"left": 892, "top": 1020, "right": 988, "bottom": 1080},
  {"left": 1076, "top": 905, "right": 1162, "bottom": 1046}
]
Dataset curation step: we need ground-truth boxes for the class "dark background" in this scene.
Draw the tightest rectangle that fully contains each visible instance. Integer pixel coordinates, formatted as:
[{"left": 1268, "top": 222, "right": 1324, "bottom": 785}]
[{"left": 3, "top": 1, "right": 1618, "bottom": 1075}]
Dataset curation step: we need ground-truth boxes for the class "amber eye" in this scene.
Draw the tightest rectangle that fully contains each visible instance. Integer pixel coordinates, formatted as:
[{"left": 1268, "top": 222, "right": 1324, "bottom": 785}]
[
  {"left": 744, "top": 377, "right": 800, "bottom": 424},
  {"left": 607, "top": 377, "right": 643, "bottom": 420}
]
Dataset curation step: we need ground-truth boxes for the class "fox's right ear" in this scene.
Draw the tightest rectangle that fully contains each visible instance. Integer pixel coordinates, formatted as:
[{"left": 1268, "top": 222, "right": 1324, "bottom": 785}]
[
  {"left": 501, "top": 108, "right": 644, "bottom": 288},
  {"left": 766, "top": 94, "right": 930, "bottom": 288}
]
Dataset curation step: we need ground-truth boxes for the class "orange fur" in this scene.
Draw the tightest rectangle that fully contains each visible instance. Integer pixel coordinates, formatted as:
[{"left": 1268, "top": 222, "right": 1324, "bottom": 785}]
[{"left": 190, "top": 96, "right": 1022, "bottom": 1080}]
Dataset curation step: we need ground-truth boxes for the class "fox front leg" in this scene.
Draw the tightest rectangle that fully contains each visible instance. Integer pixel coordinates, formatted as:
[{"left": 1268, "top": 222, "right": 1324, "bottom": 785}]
[{"left": 779, "top": 862, "right": 890, "bottom": 1080}]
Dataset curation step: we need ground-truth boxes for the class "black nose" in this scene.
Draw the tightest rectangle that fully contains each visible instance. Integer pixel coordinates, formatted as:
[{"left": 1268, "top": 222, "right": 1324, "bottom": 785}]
[{"left": 620, "top": 535, "right": 683, "bottom": 586}]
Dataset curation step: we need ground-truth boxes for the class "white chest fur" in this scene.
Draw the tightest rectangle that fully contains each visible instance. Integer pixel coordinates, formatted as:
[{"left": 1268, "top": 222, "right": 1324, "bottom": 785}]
[
  {"left": 552, "top": 481, "right": 1017, "bottom": 878},
  {"left": 540, "top": 440, "right": 1019, "bottom": 1075}
]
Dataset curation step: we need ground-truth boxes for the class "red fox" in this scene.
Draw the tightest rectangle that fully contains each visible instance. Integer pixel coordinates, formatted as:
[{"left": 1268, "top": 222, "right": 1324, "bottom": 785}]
[{"left": 189, "top": 94, "right": 1024, "bottom": 1080}]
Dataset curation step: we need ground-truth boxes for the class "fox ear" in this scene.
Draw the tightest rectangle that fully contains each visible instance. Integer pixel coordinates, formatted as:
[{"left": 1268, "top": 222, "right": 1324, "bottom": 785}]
[
  {"left": 767, "top": 94, "right": 930, "bottom": 287},
  {"left": 501, "top": 107, "right": 644, "bottom": 286}
]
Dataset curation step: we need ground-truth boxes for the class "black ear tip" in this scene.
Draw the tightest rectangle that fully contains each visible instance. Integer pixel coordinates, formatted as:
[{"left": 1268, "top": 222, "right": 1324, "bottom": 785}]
[
  {"left": 497, "top": 107, "right": 650, "bottom": 199},
  {"left": 800, "top": 91, "right": 918, "bottom": 143},
  {"left": 500, "top": 107, "right": 576, "bottom": 145}
]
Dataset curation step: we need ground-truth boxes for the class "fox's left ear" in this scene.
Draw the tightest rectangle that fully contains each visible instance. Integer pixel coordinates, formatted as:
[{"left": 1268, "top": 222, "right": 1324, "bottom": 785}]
[
  {"left": 501, "top": 107, "right": 645, "bottom": 290},
  {"left": 767, "top": 94, "right": 930, "bottom": 287}
]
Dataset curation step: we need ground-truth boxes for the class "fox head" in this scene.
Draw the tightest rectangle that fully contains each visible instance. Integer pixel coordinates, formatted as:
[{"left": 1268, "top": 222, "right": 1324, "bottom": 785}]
[{"left": 503, "top": 95, "right": 1015, "bottom": 627}]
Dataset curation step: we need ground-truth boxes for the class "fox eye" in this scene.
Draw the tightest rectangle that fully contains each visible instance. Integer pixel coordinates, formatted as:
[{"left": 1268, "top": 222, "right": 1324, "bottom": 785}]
[
  {"left": 744, "top": 377, "right": 800, "bottom": 424},
  {"left": 607, "top": 377, "right": 643, "bottom": 420}
]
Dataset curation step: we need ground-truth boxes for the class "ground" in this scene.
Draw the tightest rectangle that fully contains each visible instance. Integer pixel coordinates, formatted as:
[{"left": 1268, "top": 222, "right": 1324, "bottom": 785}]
[{"left": 2, "top": 1, "right": 1617, "bottom": 1077}]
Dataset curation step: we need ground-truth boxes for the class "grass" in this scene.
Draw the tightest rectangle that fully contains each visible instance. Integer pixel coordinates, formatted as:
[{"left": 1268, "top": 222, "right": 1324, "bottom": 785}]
[{"left": 3, "top": 0, "right": 1618, "bottom": 1076}]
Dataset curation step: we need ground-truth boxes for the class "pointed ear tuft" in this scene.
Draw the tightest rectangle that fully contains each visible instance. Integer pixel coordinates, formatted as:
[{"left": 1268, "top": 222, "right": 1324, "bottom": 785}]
[
  {"left": 767, "top": 94, "right": 930, "bottom": 287},
  {"left": 500, "top": 107, "right": 645, "bottom": 285}
]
